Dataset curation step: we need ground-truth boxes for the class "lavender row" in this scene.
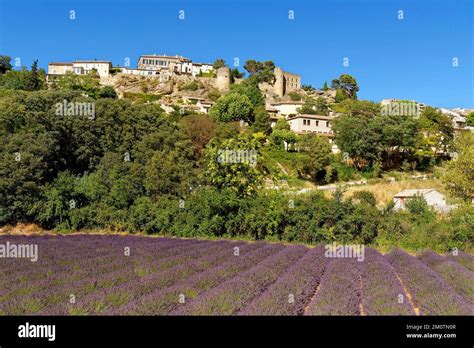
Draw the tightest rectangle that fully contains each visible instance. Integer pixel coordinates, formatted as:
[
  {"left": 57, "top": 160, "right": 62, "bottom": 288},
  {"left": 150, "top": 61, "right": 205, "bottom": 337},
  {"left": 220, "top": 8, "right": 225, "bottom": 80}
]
[
  {"left": 388, "top": 249, "right": 473, "bottom": 315},
  {"left": 239, "top": 245, "right": 329, "bottom": 315},
  {"left": 64, "top": 240, "right": 244, "bottom": 315},
  {"left": 0, "top": 235, "right": 187, "bottom": 285},
  {"left": 446, "top": 250, "right": 474, "bottom": 273},
  {"left": 173, "top": 245, "right": 309, "bottom": 315},
  {"left": 418, "top": 251, "right": 474, "bottom": 305},
  {"left": 305, "top": 258, "right": 361, "bottom": 315},
  {"left": 119, "top": 242, "right": 279, "bottom": 315},
  {"left": 2, "top": 239, "right": 215, "bottom": 314},
  {"left": 359, "top": 249, "right": 415, "bottom": 315},
  {"left": 34, "top": 240, "right": 242, "bottom": 315},
  {"left": 0, "top": 237, "right": 201, "bottom": 301}
]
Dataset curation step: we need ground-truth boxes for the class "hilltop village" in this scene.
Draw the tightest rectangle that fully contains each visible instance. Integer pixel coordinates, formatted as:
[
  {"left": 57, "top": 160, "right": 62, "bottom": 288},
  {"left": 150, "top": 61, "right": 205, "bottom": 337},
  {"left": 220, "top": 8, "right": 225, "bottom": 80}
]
[{"left": 47, "top": 54, "right": 474, "bottom": 154}]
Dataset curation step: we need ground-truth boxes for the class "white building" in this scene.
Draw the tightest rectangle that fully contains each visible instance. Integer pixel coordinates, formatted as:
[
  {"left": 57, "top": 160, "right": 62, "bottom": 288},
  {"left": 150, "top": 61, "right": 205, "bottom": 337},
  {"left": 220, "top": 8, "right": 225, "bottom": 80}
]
[
  {"left": 393, "top": 189, "right": 451, "bottom": 212},
  {"left": 48, "top": 60, "right": 112, "bottom": 78},
  {"left": 270, "top": 101, "right": 304, "bottom": 117},
  {"left": 287, "top": 114, "right": 334, "bottom": 135},
  {"left": 138, "top": 54, "right": 193, "bottom": 75},
  {"left": 192, "top": 62, "right": 214, "bottom": 76}
]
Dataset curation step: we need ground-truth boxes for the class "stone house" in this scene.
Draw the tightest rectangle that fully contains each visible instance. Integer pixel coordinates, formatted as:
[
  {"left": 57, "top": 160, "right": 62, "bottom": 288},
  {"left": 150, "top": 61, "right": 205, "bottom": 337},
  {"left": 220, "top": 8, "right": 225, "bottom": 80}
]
[
  {"left": 393, "top": 189, "right": 451, "bottom": 212},
  {"left": 138, "top": 54, "right": 193, "bottom": 75}
]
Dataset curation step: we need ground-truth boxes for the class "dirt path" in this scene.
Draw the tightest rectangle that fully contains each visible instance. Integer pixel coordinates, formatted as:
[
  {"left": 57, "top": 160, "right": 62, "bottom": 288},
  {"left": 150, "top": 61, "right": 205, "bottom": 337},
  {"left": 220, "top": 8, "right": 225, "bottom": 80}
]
[
  {"left": 392, "top": 268, "right": 420, "bottom": 315},
  {"left": 358, "top": 274, "right": 366, "bottom": 315}
]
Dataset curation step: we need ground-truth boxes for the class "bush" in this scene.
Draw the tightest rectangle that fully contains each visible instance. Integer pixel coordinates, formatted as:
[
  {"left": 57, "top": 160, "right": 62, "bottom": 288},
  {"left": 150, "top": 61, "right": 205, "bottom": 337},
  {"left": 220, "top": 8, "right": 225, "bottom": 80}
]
[
  {"left": 288, "top": 92, "right": 302, "bottom": 101},
  {"left": 352, "top": 191, "right": 376, "bottom": 207},
  {"left": 179, "top": 81, "right": 202, "bottom": 91}
]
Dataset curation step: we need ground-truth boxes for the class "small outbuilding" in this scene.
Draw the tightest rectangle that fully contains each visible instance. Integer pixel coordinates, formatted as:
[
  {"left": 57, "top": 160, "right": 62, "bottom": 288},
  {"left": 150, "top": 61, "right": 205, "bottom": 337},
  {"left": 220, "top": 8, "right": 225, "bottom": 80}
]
[{"left": 393, "top": 189, "right": 451, "bottom": 212}]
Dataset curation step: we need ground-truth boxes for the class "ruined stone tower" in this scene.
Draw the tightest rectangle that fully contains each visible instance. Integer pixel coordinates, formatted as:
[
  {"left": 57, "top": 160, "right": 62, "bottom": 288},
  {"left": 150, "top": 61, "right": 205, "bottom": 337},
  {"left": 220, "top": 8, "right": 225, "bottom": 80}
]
[
  {"left": 216, "top": 67, "right": 231, "bottom": 92},
  {"left": 273, "top": 67, "right": 284, "bottom": 97},
  {"left": 216, "top": 66, "right": 230, "bottom": 92}
]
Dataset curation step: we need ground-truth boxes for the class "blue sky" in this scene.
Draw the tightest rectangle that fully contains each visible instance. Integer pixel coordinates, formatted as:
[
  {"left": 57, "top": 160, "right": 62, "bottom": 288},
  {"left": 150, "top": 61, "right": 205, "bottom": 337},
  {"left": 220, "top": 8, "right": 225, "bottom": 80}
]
[{"left": 0, "top": 0, "right": 472, "bottom": 108}]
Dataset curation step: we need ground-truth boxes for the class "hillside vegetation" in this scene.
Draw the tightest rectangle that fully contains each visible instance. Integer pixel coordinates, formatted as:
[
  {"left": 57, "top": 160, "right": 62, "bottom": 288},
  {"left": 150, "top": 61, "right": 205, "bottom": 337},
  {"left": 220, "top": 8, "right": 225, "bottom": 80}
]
[{"left": 0, "top": 56, "right": 473, "bottom": 253}]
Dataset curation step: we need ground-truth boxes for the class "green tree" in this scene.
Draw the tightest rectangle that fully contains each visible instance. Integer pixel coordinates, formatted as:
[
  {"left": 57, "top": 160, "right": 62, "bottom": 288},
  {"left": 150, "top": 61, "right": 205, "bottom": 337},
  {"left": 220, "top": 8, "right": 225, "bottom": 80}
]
[
  {"left": 0, "top": 69, "right": 29, "bottom": 90},
  {"left": 466, "top": 112, "right": 474, "bottom": 127},
  {"left": 332, "top": 100, "right": 383, "bottom": 168},
  {"left": 230, "top": 68, "right": 244, "bottom": 83},
  {"left": 296, "top": 134, "right": 332, "bottom": 183},
  {"left": 322, "top": 81, "right": 328, "bottom": 91},
  {"left": 230, "top": 77, "right": 264, "bottom": 107},
  {"left": 203, "top": 136, "right": 264, "bottom": 196},
  {"left": 331, "top": 74, "right": 359, "bottom": 100},
  {"left": 209, "top": 92, "right": 254, "bottom": 123},
  {"left": 99, "top": 86, "right": 118, "bottom": 99},
  {"left": 24, "top": 60, "right": 41, "bottom": 91},
  {"left": 243, "top": 60, "right": 275, "bottom": 84},
  {"left": 0, "top": 55, "right": 12, "bottom": 74},
  {"left": 213, "top": 58, "right": 226, "bottom": 70},
  {"left": 55, "top": 71, "right": 102, "bottom": 98},
  {"left": 417, "top": 107, "right": 454, "bottom": 156},
  {"left": 179, "top": 114, "right": 216, "bottom": 158},
  {"left": 0, "top": 131, "right": 60, "bottom": 224},
  {"left": 251, "top": 106, "right": 272, "bottom": 134},
  {"left": 273, "top": 118, "right": 291, "bottom": 131},
  {"left": 443, "top": 133, "right": 474, "bottom": 202}
]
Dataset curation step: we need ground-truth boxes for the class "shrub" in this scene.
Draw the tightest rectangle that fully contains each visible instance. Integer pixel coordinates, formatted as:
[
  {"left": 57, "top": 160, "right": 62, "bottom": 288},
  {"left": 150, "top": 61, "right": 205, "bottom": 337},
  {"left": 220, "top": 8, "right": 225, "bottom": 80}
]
[{"left": 288, "top": 92, "right": 302, "bottom": 101}]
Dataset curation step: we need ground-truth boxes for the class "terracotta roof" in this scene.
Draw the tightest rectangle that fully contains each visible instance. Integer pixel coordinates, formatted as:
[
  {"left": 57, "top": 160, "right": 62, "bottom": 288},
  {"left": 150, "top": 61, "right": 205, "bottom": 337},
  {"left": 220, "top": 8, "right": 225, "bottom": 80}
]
[
  {"left": 289, "top": 114, "right": 335, "bottom": 120},
  {"left": 49, "top": 62, "right": 73, "bottom": 66},
  {"left": 271, "top": 101, "right": 304, "bottom": 105},
  {"left": 394, "top": 189, "right": 438, "bottom": 198},
  {"left": 74, "top": 60, "right": 112, "bottom": 64},
  {"left": 140, "top": 55, "right": 191, "bottom": 62}
]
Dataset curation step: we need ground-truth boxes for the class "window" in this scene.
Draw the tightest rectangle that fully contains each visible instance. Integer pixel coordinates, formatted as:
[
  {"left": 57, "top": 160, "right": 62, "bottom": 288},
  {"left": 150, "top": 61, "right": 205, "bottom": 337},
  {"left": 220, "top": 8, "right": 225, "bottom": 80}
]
[
  {"left": 315, "top": 121, "right": 319, "bottom": 126},
  {"left": 326, "top": 121, "right": 330, "bottom": 127},
  {"left": 303, "top": 119, "right": 311, "bottom": 126}
]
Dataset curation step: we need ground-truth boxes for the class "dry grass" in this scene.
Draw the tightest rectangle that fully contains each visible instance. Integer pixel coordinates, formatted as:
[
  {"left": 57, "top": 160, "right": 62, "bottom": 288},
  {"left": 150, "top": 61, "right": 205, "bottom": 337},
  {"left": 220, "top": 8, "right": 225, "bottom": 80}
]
[
  {"left": 0, "top": 223, "right": 47, "bottom": 235},
  {"left": 345, "top": 178, "right": 446, "bottom": 206},
  {"left": 322, "top": 178, "right": 447, "bottom": 207}
]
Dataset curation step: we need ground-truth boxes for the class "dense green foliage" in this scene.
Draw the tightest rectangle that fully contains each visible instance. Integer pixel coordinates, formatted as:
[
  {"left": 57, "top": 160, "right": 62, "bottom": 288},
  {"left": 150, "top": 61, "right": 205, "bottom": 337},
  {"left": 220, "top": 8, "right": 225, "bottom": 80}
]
[
  {"left": 0, "top": 60, "right": 471, "bottom": 254},
  {"left": 243, "top": 60, "right": 275, "bottom": 84},
  {"left": 332, "top": 100, "right": 453, "bottom": 170},
  {"left": 442, "top": 133, "right": 474, "bottom": 202}
]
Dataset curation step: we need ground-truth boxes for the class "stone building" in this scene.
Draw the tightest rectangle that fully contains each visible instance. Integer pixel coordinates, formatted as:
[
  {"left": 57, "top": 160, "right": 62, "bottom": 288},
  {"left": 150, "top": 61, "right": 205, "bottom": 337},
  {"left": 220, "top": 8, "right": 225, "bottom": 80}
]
[
  {"left": 273, "top": 67, "right": 301, "bottom": 97},
  {"left": 138, "top": 54, "right": 193, "bottom": 75}
]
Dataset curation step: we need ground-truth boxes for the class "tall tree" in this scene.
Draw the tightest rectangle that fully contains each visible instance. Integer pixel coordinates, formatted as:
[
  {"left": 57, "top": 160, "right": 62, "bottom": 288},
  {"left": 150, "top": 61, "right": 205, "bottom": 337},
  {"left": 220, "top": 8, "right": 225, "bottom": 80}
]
[
  {"left": 443, "top": 133, "right": 474, "bottom": 202},
  {"left": 24, "top": 60, "right": 41, "bottom": 91},
  {"left": 209, "top": 93, "right": 254, "bottom": 123},
  {"left": 331, "top": 74, "right": 359, "bottom": 99},
  {"left": 212, "top": 58, "right": 226, "bottom": 70},
  {"left": 465, "top": 111, "right": 474, "bottom": 127},
  {"left": 230, "top": 68, "right": 244, "bottom": 83},
  {"left": 0, "top": 55, "right": 12, "bottom": 74},
  {"left": 296, "top": 134, "right": 332, "bottom": 183},
  {"left": 243, "top": 60, "right": 275, "bottom": 84},
  {"left": 251, "top": 106, "right": 272, "bottom": 134}
]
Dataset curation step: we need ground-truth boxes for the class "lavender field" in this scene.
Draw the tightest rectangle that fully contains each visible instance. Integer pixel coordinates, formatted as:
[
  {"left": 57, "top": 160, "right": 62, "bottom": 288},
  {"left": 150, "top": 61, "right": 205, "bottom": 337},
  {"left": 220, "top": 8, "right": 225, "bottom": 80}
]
[{"left": 0, "top": 235, "right": 473, "bottom": 316}]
